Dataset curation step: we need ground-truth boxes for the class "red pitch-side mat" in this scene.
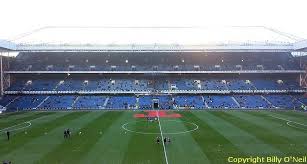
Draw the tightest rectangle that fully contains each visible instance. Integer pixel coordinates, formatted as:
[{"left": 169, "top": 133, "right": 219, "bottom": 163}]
[{"left": 134, "top": 110, "right": 181, "bottom": 118}]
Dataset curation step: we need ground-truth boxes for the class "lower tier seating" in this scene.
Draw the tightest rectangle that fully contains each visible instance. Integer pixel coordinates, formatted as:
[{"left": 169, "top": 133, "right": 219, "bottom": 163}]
[{"left": 0, "top": 94, "right": 305, "bottom": 111}]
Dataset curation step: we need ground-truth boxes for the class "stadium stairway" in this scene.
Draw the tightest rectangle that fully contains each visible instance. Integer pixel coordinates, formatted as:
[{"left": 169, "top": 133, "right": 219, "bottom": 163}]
[
  {"left": 36, "top": 96, "right": 50, "bottom": 109},
  {"left": 261, "top": 95, "right": 275, "bottom": 108},
  {"left": 291, "top": 95, "right": 305, "bottom": 106},
  {"left": 71, "top": 96, "right": 80, "bottom": 108},
  {"left": 201, "top": 96, "right": 209, "bottom": 108},
  {"left": 5, "top": 96, "right": 20, "bottom": 108},
  {"left": 249, "top": 81, "right": 259, "bottom": 90},
  {"left": 103, "top": 97, "right": 109, "bottom": 109},
  {"left": 53, "top": 80, "right": 63, "bottom": 90},
  {"left": 231, "top": 96, "right": 241, "bottom": 108}
]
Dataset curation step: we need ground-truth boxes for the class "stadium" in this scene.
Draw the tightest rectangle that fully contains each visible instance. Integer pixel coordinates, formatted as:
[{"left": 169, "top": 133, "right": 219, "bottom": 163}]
[{"left": 0, "top": 26, "right": 307, "bottom": 163}]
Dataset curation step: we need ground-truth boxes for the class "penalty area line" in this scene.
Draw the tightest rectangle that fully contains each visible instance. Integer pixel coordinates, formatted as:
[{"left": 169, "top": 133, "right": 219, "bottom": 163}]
[
  {"left": 0, "top": 122, "right": 32, "bottom": 133},
  {"left": 0, "top": 115, "right": 44, "bottom": 133},
  {"left": 269, "top": 115, "right": 307, "bottom": 130},
  {"left": 156, "top": 110, "right": 169, "bottom": 164}
]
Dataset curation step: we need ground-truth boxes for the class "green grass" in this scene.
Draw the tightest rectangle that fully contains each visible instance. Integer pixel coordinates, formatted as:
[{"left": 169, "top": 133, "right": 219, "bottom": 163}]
[{"left": 0, "top": 110, "right": 307, "bottom": 164}]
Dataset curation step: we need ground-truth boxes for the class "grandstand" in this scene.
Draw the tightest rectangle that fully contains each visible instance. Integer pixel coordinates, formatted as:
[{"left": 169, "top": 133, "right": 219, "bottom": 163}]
[
  {"left": 0, "top": 26, "right": 306, "bottom": 111},
  {"left": 1, "top": 26, "right": 307, "bottom": 164}
]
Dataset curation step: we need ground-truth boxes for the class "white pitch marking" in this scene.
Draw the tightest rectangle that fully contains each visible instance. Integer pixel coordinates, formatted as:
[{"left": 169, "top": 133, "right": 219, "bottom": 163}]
[
  {"left": 286, "top": 122, "right": 307, "bottom": 130},
  {"left": 0, "top": 113, "right": 47, "bottom": 133},
  {"left": 122, "top": 120, "right": 198, "bottom": 135},
  {"left": 0, "top": 122, "right": 31, "bottom": 133},
  {"left": 269, "top": 115, "right": 307, "bottom": 130},
  {"left": 156, "top": 110, "right": 169, "bottom": 164}
]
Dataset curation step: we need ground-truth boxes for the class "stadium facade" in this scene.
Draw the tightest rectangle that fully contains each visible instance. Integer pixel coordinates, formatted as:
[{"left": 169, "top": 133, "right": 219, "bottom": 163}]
[{"left": 0, "top": 26, "right": 306, "bottom": 111}]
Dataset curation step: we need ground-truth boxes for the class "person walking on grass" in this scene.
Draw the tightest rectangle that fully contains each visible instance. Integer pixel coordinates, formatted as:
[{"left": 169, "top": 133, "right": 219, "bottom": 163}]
[
  {"left": 67, "top": 128, "right": 71, "bottom": 138},
  {"left": 64, "top": 129, "right": 67, "bottom": 139},
  {"left": 6, "top": 131, "right": 10, "bottom": 141},
  {"left": 156, "top": 136, "right": 160, "bottom": 144}
]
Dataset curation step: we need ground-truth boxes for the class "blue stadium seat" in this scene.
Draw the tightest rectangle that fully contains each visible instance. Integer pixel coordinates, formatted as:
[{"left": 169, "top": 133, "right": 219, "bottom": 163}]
[
  {"left": 234, "top": 95, "right": 271, "bottom": 109},
  {"left": 8, "top": 95, "right": 46, "bottom": 110},
  {"left": 74, "top": 96, "right": 107, "bottom": 109},
  {"left": 40, "top": 96, "right": 76, "bottom": 109},
  {"left": 106, "top": 96, "right": 136, "bottom": 109},
  {"left": 204, "top": 95, "right": 238, "bottom": 109}
]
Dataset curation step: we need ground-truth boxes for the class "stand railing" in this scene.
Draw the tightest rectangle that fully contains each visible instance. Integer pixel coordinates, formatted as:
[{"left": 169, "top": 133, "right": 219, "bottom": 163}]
[
  {"left": 4, "top": 89, "right": 306, "bottom": 95},
  {"left": 4, "top": 70, "right": 305, "bottom": 74}
]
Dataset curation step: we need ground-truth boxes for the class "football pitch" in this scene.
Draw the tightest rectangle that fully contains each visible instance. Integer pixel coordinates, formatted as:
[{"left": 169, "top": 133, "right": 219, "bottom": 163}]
[{"left": 1, "top": 110, "right": 307, "bottom": 164}]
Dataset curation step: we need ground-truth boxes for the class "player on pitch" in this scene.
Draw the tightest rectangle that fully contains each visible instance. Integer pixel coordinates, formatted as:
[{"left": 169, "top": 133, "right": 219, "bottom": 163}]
[
  {"left": 6, "top": 131, "right": 10, "bottom": 141},
  {"left": 156, "top": 136, "right": 160, "bottom": 144}
]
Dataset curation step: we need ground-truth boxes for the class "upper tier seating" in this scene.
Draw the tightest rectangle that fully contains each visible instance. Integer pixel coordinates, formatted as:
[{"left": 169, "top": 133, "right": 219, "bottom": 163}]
[
  {"left": 227, "top": 80, "right": 254, "bottom": 90},
  {"left": 10, "top": 64, "right": 302, "bottom": 71},
  {"left": 10, "top": 52, "right": 302, "bottom": 72},
  {"left": 202, "top": 80, "right": 228, "bottom": 90},
  {"left": 253, "top": 80, "right": 302, "bottom": 90},
  {"left": 252, "top": 80, "right": 282, "bottom": 90},
  {"left": 7, "top": 78, "right": 303, "bottom": 91}
]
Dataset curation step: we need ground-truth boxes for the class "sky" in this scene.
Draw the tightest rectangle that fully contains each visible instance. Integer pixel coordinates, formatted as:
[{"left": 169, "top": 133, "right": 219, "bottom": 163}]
[{"left": 0, "top": 0, "right": 306, "bottom": 40}]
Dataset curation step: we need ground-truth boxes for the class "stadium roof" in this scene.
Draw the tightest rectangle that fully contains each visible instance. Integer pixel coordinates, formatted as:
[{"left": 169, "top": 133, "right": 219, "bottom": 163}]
[{"left": 0, "top": 26, "right": 307, "bottom": 52}]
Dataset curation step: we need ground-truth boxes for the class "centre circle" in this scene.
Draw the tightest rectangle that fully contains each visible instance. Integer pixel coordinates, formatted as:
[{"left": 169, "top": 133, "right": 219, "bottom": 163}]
[{"left": 122, "top": 120, "right": 198, "bottom": 134}]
